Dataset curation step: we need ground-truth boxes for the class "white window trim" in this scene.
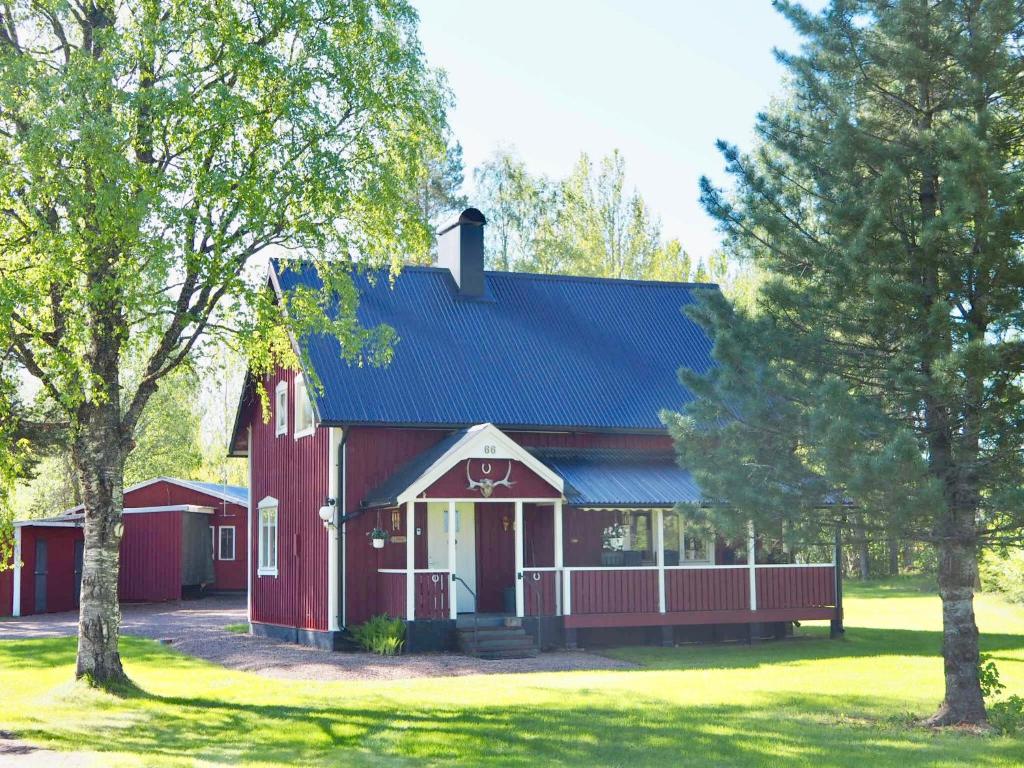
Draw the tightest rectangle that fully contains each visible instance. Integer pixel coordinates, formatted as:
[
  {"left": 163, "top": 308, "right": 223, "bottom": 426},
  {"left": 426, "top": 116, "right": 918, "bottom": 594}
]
[
  {"left": 218, "top": 525, "right": 236, "bottom": 561},
  {"left": 293, "top": 373, "right": 315, "bottom": 439},
  {"left": 257, "top": 496, "right": 279, "bottom": 577},
  {"left": 275, "top": 380, "right": 288, "bottom": 437},
  {"left": 211, "top": 527, "right": 216, "bottom": 560}
]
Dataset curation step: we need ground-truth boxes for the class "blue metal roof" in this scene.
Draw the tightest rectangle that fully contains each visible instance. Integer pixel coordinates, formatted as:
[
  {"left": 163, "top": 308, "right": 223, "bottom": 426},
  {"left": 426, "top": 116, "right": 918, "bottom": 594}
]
[
  {"left": 530, "top": 448, "right": 703, "bottom": 507},
  {"left": 274, "top": 261, "right": 717, "bottom": 431},
  {"left": 183, "top": 480, "right": 249, "bottom": 506}
]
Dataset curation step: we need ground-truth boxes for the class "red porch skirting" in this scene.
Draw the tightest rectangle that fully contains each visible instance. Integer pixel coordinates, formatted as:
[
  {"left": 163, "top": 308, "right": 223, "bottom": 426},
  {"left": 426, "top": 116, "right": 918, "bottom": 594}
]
[{"left": 564, "top": 606, "right": 839, "bottom": 629}]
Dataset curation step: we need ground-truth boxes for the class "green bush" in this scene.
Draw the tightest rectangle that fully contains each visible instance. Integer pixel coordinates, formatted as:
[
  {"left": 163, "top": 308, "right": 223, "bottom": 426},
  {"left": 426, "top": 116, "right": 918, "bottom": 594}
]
[
  {"left": 352, "top": 614, "right": 406, "bottom": 656},
  {"left": 988, "top": 695, "right": 1024, "bottom": 736},
  {"left": 979, "top": 548, "right": 1024, "bottom": 604}
]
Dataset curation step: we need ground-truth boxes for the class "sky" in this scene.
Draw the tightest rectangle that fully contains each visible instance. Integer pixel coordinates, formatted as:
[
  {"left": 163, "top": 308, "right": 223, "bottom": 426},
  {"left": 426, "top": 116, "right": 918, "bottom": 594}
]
[{"left": 415, "top": 0, "right": 819, "bottom": 265}]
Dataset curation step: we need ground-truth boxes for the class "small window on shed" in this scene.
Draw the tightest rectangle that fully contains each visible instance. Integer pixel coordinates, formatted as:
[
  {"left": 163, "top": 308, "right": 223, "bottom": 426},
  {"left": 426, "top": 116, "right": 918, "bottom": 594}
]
[
  {"left": 218, "top": 526, "right": 236, "bottom": 561},
  {"left": 294, "top": 374, "right": 315, "bottom": 438},
  {"left": 275, "top": 380, "right": 288, "bottom": 436}
]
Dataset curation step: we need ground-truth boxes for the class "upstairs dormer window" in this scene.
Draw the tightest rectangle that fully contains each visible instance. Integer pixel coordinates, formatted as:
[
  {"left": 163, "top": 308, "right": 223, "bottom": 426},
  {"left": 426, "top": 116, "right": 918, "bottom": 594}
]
[
  {"left": 294, "top": 373, "right": 315, "bottom": 438},
  {"left": 275, "top": 380, "right": 288, "bottom": 436}
]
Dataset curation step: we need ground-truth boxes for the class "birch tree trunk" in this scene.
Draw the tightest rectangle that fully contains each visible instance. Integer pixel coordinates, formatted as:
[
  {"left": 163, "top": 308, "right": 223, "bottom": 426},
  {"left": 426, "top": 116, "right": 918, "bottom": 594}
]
[{"left": 73, "top": 400, "right": 128, "bottom": 685}]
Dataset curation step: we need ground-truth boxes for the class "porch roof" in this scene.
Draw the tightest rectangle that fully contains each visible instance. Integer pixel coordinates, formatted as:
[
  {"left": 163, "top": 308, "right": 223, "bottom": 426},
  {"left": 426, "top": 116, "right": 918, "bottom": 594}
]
[{"left": 528, "top": 448, "right": 703, "bottom": 508}]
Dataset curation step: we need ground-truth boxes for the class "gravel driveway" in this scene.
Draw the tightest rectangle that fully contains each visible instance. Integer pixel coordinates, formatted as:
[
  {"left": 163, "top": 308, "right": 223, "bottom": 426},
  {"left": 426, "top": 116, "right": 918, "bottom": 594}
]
[{"left": 0, "top": 596, "right": 634, "bottom": 681}]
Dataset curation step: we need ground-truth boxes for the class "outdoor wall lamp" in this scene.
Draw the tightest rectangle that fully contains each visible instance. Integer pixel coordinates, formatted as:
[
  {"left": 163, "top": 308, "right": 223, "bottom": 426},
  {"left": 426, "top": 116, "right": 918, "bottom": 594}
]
[{"left": 318, "top": 497, "right": 337, "bottom": 529}]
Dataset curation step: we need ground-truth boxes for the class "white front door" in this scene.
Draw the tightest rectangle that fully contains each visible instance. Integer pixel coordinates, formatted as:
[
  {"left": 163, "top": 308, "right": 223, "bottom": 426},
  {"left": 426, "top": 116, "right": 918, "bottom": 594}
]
[{"left": 427, "top": 502, "right": 477, "bottom": 613}]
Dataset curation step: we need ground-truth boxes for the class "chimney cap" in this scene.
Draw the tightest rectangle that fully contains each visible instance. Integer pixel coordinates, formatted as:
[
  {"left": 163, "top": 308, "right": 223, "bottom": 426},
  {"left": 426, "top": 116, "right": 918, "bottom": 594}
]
[{"left": 438, "top": 207, "right": 486, "bottom": 235}]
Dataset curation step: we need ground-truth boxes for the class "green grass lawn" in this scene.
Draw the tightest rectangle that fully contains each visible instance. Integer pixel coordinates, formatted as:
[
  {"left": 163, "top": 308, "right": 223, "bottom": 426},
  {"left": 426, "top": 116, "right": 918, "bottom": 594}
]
[{"left": 2, "top": 581, "right": 1023, "bottom": 767}]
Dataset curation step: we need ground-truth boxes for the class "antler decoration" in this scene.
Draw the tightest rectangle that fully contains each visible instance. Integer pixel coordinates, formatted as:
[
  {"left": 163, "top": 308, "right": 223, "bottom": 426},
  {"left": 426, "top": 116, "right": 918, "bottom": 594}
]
[{"left": 466, "top": 460, "right": 514, "bottom": 498}]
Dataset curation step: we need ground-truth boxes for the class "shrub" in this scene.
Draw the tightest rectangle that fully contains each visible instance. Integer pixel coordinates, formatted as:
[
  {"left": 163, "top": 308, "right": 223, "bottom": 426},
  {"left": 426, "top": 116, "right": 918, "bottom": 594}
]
[
  {"left": 979, "top": 548, "right": 1024, "bottom": 604},
  {"left": 989, "top": 696, "right": 1024, "bottom": 736},
  {"left": 352, "top": 614, "right": 406, "bottom": 656}
]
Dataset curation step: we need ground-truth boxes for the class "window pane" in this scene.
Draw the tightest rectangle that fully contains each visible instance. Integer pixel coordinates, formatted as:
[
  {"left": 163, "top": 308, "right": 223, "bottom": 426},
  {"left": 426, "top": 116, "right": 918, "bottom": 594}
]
[{"left": 219, "top": 527, "right": 234, "bottom": 560}]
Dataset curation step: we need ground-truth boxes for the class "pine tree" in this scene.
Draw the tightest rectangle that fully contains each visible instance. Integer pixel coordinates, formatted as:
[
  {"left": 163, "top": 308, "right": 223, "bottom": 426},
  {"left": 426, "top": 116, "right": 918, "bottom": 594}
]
[{"left": 668, "top": 0, "right": 1024, "bottom": 726}]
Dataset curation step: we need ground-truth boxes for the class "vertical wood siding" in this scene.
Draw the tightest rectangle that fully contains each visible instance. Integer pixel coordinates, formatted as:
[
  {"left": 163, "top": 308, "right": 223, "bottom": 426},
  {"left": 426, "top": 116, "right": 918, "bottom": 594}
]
[
  {"left": 124, "top": 481, "right": 247, "bottom": 591},
  {"left": 343, "top": 427, "right": 676, "bottom": 624},
  {"left": 665, "top": 568, "right": 749, "bottom": 612},
  {"left": 756, "top": 566, "right": 835, "bottom": 609},
  {"left": 570, "top": 569, "right": 659, "bottom": 614},
  {"left": 17, "top": 527, "right": 83, "bottom": 615},
  {"left": 119, "top": 512, "right": 182, "bottom": 602},
  {"left": 378, "top": 571, "right": 406, "bottom": 619},
  {"left": 414, "top": 572, "right": 449, "bottom": 620},
  {"left": 523, "top": 571, "right": 557, "bottom": 616},
  {"left": 0, "top": 556, "right": 11, "bottom": 616},
  {"left": 249, "top": 366, "right": 330, "bottom": 632}
]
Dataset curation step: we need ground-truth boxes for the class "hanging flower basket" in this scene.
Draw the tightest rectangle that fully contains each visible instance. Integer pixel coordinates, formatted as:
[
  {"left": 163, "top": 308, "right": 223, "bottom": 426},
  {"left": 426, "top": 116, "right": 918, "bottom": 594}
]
[{"left": 369, "top": 528, "right": 388, "bottom": 549}]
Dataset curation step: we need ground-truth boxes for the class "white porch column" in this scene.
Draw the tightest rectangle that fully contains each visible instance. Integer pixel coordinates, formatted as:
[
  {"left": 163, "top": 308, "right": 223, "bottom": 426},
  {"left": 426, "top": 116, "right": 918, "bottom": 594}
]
[
  {"left": 514, "top": 500, "right": 524, "bottom": 617},
  {"left": 406, "top": 501, "right": 415, "bottom": 621},
  {"left": 553, "top": 500, "right": 563, "bottom": 615},
  {"left": 655, "top": 509, "right": 666, "bottom": 613},
  {"left": 12, "top": 526, "right": 21, "bottom": 617},
  {"left": 447, "top": 500, "right": 457, "bottom": 620},
  {"left": 748, "top": 521, "right": 757, "bottom": 611}
]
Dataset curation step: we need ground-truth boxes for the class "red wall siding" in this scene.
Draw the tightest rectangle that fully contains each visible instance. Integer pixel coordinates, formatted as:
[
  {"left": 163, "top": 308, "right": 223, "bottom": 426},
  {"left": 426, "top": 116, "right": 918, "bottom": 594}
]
[
  {"left": 249, "top": 366, "right": 330, "bottom": 632},
  {"left": 756, "top": 566, "right": 835, "bottom": 609},
  {"left": 0, "top": 557, "right": 11, "bottom": 617},
  {"left": 18, "top": 526, "right": 83, "bottom": 615},
  {"left": 119, "top": 512, "right": 182, "bottom": 602},
  {"left": 125, "top": 481, "right": 247, "bottom": 591},
  {"left": 666, "top": 567, "right": 749, "bottom": 612},
  {"left": 424, "top": 460, "right": 560, "bottom": 499},
  {"left": 342, "top": 427, "right": 674, "bottom": 624},
  {"left": 570, "top": 569, "right": 659, "bottom": 614}
]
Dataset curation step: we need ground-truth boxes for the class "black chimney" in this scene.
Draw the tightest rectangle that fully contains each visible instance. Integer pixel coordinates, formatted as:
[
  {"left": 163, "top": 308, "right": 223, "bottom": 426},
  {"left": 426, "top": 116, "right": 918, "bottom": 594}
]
[{"left": 437, "top": 207, "right": 486, "bottom": 298}]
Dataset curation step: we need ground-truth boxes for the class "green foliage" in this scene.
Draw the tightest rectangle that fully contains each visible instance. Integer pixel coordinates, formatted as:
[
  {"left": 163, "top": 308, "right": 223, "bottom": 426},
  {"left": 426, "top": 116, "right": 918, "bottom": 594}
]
[
  {"left": 351, "top": 614, "right": 406, "bottom": 656},
  {"left": 669, "top": 0, "right": 1024, "bottom": 549},
  {"left": 474, "top": 148, "right": 728, "bottom": 284},
  {"left": 988, "top": 696, "right": 1024, "bottom": 736},
  {"left": 980, "top": 549, "right": 1024, "bottom": 605},
  {"left": 223, "top": 624, "right": 249, "bottom": 635},
  {"left": 979, "top": 655, "right": 1006, "bottom": 700}
]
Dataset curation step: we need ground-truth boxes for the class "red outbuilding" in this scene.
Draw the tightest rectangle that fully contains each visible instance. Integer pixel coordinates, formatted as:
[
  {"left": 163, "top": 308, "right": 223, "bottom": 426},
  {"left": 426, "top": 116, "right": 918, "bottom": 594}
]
[
  {"left": 0, "top": 478, "right": 248, "bottom": 617},
  {"left": 228, "top": 209, "right": 844, "bottom": 655}
]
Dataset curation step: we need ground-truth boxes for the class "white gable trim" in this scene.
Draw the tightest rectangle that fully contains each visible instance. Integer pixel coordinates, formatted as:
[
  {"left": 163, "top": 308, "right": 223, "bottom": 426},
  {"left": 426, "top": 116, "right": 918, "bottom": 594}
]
[
  {"left": 60, "top": 477, "right": 247, "bottom": 516},
  {"left": 396, "top": 423, "right": 564, "bottom": 504}
]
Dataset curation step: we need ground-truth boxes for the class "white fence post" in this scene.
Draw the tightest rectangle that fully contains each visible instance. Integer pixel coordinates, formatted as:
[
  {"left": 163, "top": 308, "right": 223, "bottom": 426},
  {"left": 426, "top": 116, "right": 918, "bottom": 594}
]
[{"left": 748, "top": 521, "right": 757, "bottom": 611}]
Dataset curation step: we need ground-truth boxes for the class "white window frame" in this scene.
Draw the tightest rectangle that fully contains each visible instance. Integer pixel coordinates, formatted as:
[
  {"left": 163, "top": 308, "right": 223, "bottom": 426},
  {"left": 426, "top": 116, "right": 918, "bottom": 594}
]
[
  {"left": 258, "top": 496, "right": 279, "bottom": 577},
  {"left": 293, "top": 373, "right": 315, "bottom": 439},
  {"left": 275, "top": 380, "right": 288, "bottom": 437},
  {"left": 211, "top": 527, "right": 216, "bottom": 560},
  {"left": 218, "top": 525, "right": 236, "bottom": 561}
]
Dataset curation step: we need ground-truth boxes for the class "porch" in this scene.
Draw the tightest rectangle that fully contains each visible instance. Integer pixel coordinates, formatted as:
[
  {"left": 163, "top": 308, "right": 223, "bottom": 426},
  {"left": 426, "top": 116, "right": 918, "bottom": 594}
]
[{"left": 364, "top": 424, "right": 840, "bottom": 649}]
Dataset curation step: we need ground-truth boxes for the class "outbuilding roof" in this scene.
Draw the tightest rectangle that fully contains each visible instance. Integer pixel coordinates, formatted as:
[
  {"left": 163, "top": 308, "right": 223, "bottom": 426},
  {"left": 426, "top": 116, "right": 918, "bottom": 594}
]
[{"left": 272, "top": 260, "right": 717, "bottom": 432}]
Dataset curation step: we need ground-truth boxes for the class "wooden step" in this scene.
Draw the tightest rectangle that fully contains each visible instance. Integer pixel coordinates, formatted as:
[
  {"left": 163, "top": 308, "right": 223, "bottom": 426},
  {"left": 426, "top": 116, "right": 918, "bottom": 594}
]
[{"left": 456, "top": 620, "right": 537, "bottom": 659}]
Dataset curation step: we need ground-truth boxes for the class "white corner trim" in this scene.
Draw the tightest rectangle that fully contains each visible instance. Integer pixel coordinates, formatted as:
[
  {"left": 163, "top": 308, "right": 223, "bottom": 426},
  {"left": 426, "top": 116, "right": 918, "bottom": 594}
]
[
  {"left": 12, "top": 527, "right": 21, "bottom": 617},
  {"left": 327, "top": 427, "right": 341, "bottom": 632},
  {"left": 395, "top": 423, "right": 565, "bottom": 504},
  {"left": 246, "top": 425, "right": 253, "bottom": 623}
]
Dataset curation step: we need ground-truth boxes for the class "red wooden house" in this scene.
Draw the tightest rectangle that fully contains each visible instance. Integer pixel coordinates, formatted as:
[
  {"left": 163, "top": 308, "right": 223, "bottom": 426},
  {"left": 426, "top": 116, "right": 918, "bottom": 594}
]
[
  {"left": 1, "top": 477, "right": 248, "bottom": 617},
  {"left": 230, "top": 209, "right": 842, "bottom": 653}
]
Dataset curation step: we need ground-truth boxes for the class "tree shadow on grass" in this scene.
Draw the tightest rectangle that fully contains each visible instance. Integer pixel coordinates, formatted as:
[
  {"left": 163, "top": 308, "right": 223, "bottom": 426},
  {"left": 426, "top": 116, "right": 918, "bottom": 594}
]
[
  {"left": 604, "top": 626, "right": 1024, "bottom": 671},
  {"left": 15, "top": 687, "right": 1024, "bottom": 767}
]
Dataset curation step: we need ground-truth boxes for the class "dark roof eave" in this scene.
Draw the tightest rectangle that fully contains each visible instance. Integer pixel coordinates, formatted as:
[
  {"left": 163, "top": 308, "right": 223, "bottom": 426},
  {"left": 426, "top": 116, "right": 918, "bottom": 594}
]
[{"left": 318, "top": 419, "right": 672, "bottom": 435}]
